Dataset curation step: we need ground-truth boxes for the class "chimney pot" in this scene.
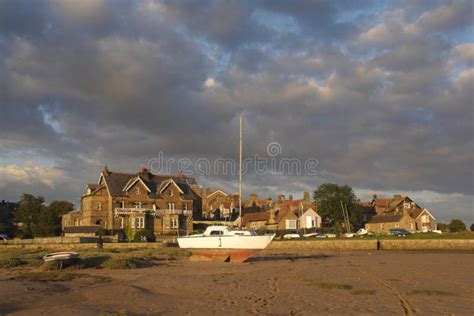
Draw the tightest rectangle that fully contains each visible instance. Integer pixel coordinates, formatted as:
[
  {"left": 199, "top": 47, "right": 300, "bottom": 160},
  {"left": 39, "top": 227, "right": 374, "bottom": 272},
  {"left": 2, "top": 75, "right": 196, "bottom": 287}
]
[{"left": 304, "top": 191, "right": 310, "bottom": 202}]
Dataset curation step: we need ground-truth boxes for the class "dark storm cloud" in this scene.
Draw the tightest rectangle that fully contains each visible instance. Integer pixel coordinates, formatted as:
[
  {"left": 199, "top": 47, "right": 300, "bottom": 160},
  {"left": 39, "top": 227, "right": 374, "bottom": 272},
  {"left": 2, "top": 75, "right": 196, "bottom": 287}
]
[{"left": 0, "top": 1, "right": 472, "bottom": 222}]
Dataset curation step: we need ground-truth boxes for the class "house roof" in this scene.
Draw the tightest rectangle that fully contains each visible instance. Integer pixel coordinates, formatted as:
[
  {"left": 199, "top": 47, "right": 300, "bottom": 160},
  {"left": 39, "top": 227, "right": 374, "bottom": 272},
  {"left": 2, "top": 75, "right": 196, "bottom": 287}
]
[
  {"left": 101, "top": 171, "right": 198, "bottom": 199},
  {"left": 369, "top": 214, "right": 403, "bottom": 223},
  {"left": 242, "top": 211, "right": 270, "bottom": 226},
  {"left": 411, "top": 208, "right": 436, "bottom": 220},
  {"left": 63, "top": 226, "right": 100, "bottom": 234}
]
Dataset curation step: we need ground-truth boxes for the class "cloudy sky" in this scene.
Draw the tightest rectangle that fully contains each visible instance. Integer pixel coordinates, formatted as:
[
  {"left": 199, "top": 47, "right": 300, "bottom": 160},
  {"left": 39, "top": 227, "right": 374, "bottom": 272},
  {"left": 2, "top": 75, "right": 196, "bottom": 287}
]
[{"left": 0, "top": 0, "right": 473, "bottom": 224}]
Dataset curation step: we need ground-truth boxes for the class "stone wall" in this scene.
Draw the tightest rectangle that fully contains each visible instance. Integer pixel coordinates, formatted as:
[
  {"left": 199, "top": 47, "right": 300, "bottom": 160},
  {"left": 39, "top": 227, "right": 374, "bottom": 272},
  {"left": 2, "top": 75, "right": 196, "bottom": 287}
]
[
  {"left": 380, "top": 239, "right": 474, "bottom": 251},
  {"left": 268, "top": 240, "right": 378, "bottom": 251}
]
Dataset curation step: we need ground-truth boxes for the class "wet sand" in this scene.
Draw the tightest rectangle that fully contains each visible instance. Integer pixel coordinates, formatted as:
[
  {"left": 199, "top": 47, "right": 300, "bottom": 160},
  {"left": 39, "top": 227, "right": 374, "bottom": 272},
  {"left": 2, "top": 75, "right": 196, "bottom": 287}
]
[{"left": 0, "top": 251, "right": 473, "bottom": 315}]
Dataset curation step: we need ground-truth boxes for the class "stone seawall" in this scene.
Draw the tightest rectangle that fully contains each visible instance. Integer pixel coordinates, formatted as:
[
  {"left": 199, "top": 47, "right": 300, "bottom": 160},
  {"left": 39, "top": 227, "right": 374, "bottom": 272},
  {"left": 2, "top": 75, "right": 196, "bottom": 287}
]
[
  {"left": 268, "top": 240, "right": 378, "bottom": 251},
  {"left": 1, "top": 239, "right": 473, "bottom": 251},
  {"left": 380, "top": 239, "right": 474, "bottom": 251},
  {"left": 0, "top": 242, "right": 163, "bottom": 250}
]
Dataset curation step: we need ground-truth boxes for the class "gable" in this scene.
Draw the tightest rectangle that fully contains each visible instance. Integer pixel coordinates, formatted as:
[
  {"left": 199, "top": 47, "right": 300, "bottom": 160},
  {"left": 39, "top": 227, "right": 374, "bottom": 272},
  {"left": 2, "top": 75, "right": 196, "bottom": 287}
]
[
  {"left": 301, "top": 208, "right": 319, "bottom": 218},
  {"left": 127, "top": 180, "right": 149, "bottom": 196},
  {"left": 207, "top": 189, "right": 227, "bottom": 199},
  {"left": 159, "top": 179, "right": 184, "bottom": 195}
]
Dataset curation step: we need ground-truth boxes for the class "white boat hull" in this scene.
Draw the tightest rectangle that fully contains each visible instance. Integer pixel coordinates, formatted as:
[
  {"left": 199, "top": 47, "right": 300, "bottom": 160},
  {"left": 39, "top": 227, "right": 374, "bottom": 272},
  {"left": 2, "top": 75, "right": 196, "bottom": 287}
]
[
  {"left": 177, "top": 234, "right": 274, "bottom": 250},
  {"left": 43, "top": 252, "right": 79, "bottom": 262}
]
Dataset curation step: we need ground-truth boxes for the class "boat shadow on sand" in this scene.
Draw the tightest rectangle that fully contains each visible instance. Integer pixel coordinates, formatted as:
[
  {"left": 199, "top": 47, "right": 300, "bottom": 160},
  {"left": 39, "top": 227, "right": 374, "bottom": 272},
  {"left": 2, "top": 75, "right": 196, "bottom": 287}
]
[{"left": 246, "top": 253, "right": 331, "bottom": 263}]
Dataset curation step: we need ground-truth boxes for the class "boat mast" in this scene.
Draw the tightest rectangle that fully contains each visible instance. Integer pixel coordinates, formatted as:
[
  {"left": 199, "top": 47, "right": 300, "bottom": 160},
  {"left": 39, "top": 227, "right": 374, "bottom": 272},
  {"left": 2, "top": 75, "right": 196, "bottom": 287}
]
[{"left": 239, "top": 115, "right": 243, "bottom": 229}]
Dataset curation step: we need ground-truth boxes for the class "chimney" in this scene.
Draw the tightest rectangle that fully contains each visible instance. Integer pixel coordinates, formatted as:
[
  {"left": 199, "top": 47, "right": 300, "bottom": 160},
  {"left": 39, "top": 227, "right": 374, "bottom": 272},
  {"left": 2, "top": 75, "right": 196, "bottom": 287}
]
[
  {"left": 269, "top": 208, "right": 276, "bottom": 224},
  {"left": 206, "top": 187, "right": 212, "bottom": 195},
  {"left": 289, "top": 194, "right": 293, "bottom": 201},
  {"left": 303, "top": 192, "right": 310, "bottom": 202},
  {"left": 394, "top": 194, "right": 402, "bottom": 199},
  {"left": 103, "top": 165, "right": 110, "bottom": 175},
  {"left": 140, "top": 167, "right": 151, "bottom": 181},
  {"left": 250, "top": 193, "right": 257, "bottom": 202},
  {"left": 278, "top": 194, "right": 285, "bottom": 203},
  {"left": 178, "top": 169, "right": 184, "bottom": 179}
]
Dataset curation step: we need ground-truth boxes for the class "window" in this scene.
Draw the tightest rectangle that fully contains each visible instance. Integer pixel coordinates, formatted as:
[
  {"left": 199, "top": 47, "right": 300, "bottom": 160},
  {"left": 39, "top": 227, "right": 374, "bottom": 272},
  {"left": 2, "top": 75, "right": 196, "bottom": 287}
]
[
  {"left": 380, "top": 223, "right": 384, "bottom": 230},
  {"left": 132, "top": 217, "right": 144, "bottom": 229},
  {"left": 403, "top": 202, "right": 410, "bottom": 209},
  {"left": 171, "top": 218, "right": 178, "bottom": 228},
  {"left": 168, "top": 203, "right": 175, "bottom": 210},
  {"left": 120, "top": 217, "right": 124, "bottom": 229},
  {"left": 421, "top": 215, "right": 429, "bottom": 223},
  {"left": 121, "top": 201, "right": 125, "bottom": 208},
  {"left": 134, "top": 201, "right": 141, "bottom": 209},
  {"left": 131, "top": 218, "right": 135, "bottom": 228},
  {"left": 135, "top": 187, "right": 140, "bottom": 195},
  {"left": 169, "top": 189, "right": 173, "bottom": 197},
  {"left": 395, "top": 224, "right": 400, "bottom": 228},
  {"left": 410, "top": 223, "right": 414, "bottom": 230},
  {"left": 286, "top": 220, "right": 297, "bottom": 230},
  {"left": 210, "top": 230, "right": 222, "bottom": 235},
  {"left": 98, "top": 202, "right": 102, "bottom": 210},
  {"left": 183, "top": 203, "right": 188, "bottom": 210}
]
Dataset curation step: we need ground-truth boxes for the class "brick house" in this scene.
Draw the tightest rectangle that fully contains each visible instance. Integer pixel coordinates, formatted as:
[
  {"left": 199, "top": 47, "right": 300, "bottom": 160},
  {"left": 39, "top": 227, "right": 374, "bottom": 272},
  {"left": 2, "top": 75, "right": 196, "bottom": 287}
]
[
  {"left": 201, "top": 188, "right": 239, "bottom": 219},
  {"left": 241, "top": 192, "right": 321, "bottom": 232},
  {"left": 364, "top": 195, "right": 436, "bottom": 234},
  {"left": 62, "top": 167, "right": 201, "bottom": 236}
]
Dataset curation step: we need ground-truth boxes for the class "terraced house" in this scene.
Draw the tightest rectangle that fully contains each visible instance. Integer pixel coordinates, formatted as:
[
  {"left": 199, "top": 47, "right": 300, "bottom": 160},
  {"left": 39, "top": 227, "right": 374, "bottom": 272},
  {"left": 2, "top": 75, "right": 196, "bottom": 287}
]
[
  {"left": 365, "top": 195, "right": 437, "bottom": 234},
  {"left": 62, "top": 167, "right": 201, "bottom": 236}
]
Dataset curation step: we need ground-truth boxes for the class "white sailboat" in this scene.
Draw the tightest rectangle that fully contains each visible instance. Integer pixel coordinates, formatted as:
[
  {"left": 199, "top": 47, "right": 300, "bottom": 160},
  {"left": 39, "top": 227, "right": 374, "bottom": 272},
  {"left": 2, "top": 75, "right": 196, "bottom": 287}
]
[{"left": 177, "top": 116, "right": 275, "bottom": 262}]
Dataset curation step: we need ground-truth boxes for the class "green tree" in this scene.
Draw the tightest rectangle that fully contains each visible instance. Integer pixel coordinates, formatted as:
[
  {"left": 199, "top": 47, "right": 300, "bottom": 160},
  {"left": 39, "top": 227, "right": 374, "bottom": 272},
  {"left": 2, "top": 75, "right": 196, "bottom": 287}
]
[
  {"left": 313, "top": 183, "right": 357, "bottom": 229},
  {"left": 448, "top": 219, "right": 466, "bottom": 232},
  {"left": 14, "top": 195, "right": 74, "bottom": 238},
  {"left": 0, "top": 200, "right": 18, "bottom": 236},
  {"left": 46, "top": 200, "right": 74, "bottom": 236},
  {"left": 14, "top": 194, "right": 45, "bottom": 238}
]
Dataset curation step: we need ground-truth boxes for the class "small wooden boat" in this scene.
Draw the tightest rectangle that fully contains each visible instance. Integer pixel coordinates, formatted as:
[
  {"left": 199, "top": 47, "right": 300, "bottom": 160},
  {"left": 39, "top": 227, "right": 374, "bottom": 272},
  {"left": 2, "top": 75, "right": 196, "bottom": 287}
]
[{"left": 43, "top": 252, "right": 79, "bottom": 262}]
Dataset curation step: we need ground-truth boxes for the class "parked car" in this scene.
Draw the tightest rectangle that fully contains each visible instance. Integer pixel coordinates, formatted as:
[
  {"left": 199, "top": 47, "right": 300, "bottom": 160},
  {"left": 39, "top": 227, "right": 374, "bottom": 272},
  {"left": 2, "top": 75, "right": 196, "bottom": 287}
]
[
  {"left": 303, "top": 232, "right": 327, "bottom": 238},
  {"left": 388, "top": 228, "right": 412, "bottom": 236},
  {"left": 325, "top": 233, "right": 337, "bottom": 238},
  {"left": 431, "top": 230, "right": 442, "bottom": 234},
  {"left": 342, "top": 233, "right": 355, "bottom": 238},
  {"left": 282, "top": 233, "right": 301, "bottom": 239},
  {"left": 355, "top": 228, "right": 374, "bottom": 237},
  {"left": 0, "top": 234, "right": 10, "bottom": 241}
]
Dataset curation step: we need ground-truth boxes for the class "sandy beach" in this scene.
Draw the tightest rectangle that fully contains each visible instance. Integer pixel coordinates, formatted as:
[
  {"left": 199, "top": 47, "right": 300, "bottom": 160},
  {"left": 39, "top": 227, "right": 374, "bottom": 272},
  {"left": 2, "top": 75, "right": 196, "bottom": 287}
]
[{"left": 0, "top": 250, "right": 473, "bottom": 315}]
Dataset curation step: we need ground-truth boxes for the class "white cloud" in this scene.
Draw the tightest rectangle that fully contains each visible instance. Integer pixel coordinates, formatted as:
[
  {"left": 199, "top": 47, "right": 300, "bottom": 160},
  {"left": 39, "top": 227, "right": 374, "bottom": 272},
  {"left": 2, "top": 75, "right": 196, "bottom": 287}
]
[{"left": 0, "top": 162, "right": 64, "bottom": 188}]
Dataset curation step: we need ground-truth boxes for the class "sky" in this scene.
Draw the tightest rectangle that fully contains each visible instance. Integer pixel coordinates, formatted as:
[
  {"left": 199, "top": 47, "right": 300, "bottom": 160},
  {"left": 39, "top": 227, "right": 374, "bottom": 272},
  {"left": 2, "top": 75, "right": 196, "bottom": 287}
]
[{"left": 0, "top": 0, "right": 473, "bottom": 224}]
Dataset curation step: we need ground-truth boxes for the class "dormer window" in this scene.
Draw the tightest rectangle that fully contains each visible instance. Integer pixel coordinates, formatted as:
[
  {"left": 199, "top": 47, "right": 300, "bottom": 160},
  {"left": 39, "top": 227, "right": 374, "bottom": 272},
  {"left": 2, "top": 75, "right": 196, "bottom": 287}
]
[
  {"left": 98, "top": 202, "right": 102, "bottom": 210},
  {"left": 135, "top": 187, "right": 140, "bottom": 195},
  {"left": 87, "top": 188, "right": 91, "bottom": 195}
]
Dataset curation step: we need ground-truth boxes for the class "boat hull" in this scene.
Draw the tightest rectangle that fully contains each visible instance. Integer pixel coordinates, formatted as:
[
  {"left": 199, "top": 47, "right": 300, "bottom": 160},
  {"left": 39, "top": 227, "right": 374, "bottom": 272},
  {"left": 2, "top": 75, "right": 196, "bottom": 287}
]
[
  {"left": 43, "top": 252, "right": 79, "bottom": 262},
  {"left": 178, "top": 234, "right": 275, "bottom": 262},
  {"left": 177, "top": 234, "right": 274, "bottom": 250},
  {"left": 188, "top": 249, "right": 261, "bottom": 263}
]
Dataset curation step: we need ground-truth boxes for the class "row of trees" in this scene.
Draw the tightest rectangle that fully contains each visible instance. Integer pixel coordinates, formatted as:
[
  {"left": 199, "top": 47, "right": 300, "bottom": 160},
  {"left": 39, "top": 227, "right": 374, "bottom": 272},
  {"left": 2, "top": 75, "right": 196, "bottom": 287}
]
[
  {"left": 0, "top": 194, "right": 73, "bottom": 238},
  {"left": 313, "top": 183, "right": 469, "bottom": 232}
]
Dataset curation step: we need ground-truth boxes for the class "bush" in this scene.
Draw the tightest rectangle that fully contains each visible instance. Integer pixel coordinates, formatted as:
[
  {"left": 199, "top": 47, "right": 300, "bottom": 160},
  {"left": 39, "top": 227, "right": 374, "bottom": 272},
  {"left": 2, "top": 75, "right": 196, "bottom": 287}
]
[
  {"left": 448, "top": 219, "right": 466, "bottom": 232},
  {"left": 133, "top": 229, "right": 156, "bottom": 242}
]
